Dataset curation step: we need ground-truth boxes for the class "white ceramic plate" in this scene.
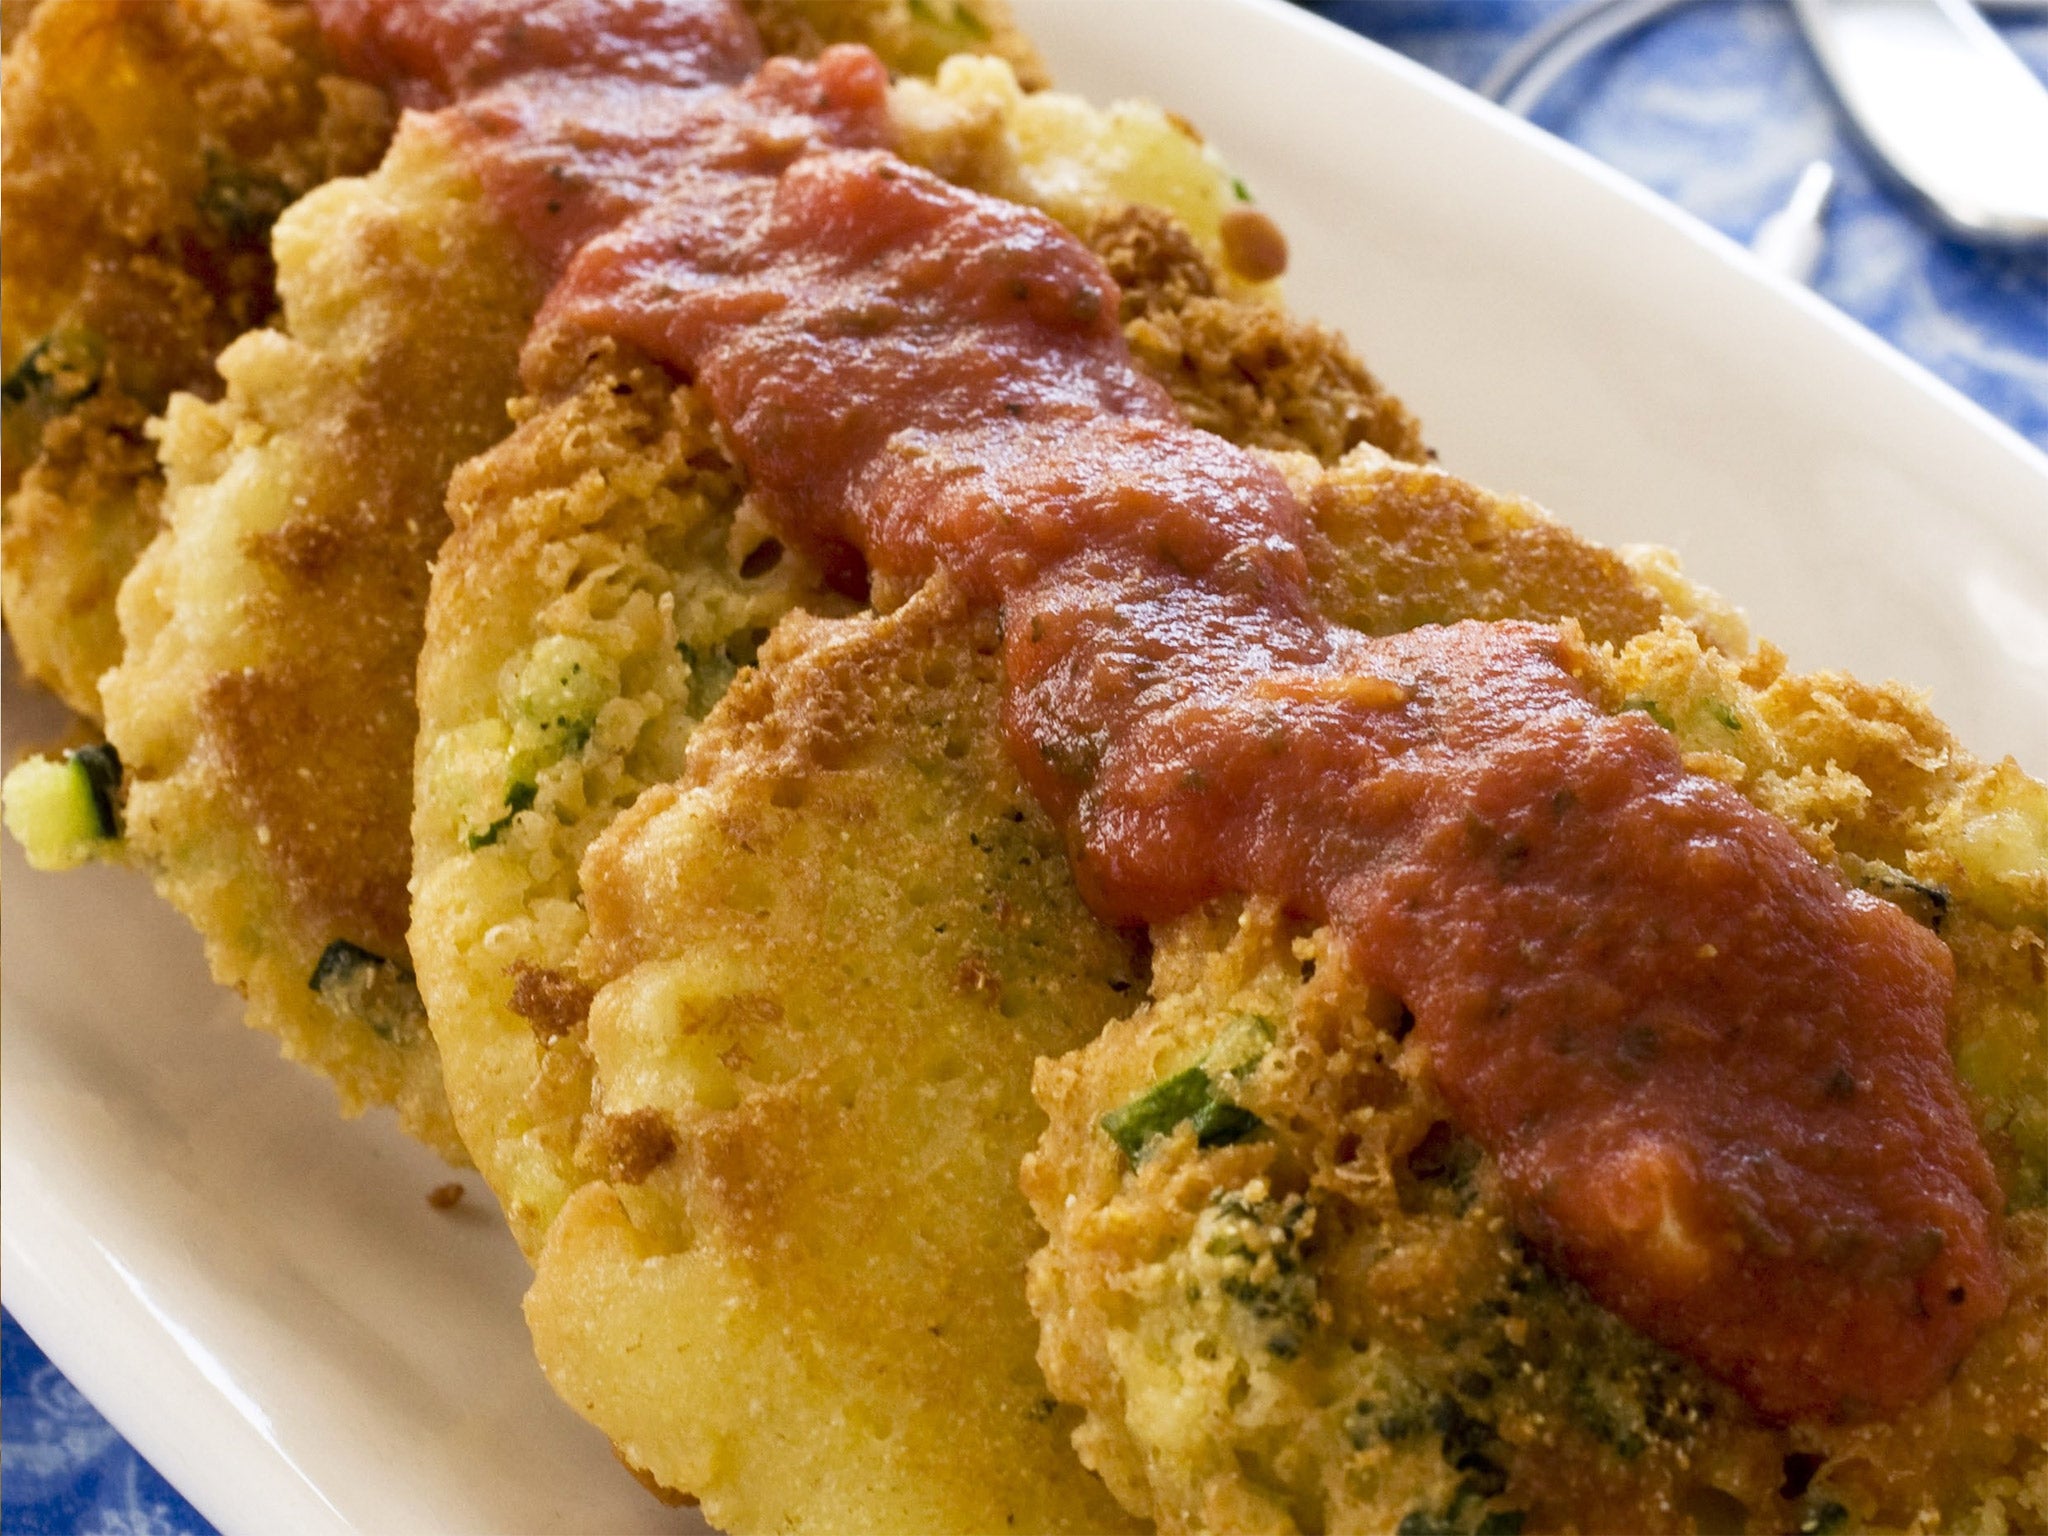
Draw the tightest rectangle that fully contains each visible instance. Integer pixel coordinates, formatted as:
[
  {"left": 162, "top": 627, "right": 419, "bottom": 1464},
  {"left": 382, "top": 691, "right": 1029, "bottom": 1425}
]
[{"left": 6, "top": 2, "right": 2047, "bottom": 1532}]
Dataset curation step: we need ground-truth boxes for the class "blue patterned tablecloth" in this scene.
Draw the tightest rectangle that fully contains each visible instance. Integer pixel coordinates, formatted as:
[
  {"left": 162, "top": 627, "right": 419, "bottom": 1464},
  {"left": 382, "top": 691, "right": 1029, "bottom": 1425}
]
[
  {"left": 4, "top": 4, "right": 2044, "bottom": 1533},
  {"left": 1330, "top": 0, "right": 2048, "bottom": 448}
]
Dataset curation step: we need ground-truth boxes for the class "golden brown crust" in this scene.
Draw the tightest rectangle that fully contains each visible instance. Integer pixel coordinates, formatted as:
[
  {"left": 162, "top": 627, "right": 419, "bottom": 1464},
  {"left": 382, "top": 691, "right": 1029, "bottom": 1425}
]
[
  {"left": 589, "top": 1107, "right": 678, "bottom": 1186},
  {"left": 507, "top": 960, "right": 595, "bottom": 1044},
  {"left": 1025, "top": 456, "right": 2048, "bottom": 1535},
  {"left": 1299, "top": 444, "right": 1666, "bottom": 645},
  {"left": 0, "top": 389, "right": 162, "bottom": 715},
  {"left": 0, "top": 0, "right": 41, "bottom": 52},
  {"left": 99, "top": 116, "right": 541, "bottom": 1155},
  {"left": 199, "top": 658, "right": 414, "bottom": 953},
  {"left": 1093, "top": 204, "right": 1427, "bottom": 466},
  {"left": 617, "top": 1453, "right": 698, "bottom": 1509},
  {"left": 1, "top": 0, "right": 392, "bottom": 716},
  {"left": 514, "top": 585, "right": 1145, "bottom": 1533},
  {"left": 748, "top": 0, "right": 1048, "bottom": 90}
]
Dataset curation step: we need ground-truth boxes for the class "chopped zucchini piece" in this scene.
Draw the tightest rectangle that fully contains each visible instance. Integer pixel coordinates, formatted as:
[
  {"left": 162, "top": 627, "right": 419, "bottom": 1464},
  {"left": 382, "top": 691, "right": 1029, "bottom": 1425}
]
[
  {"left": 68, "top": 743, "right": 121, "bottom": 835},
  {"left": 2, "top": 743, "right": 122, "bottom": 869},
  {"left": 1942, "top": 769, "right": 2048, "bottom": 924},
  {"left": 1102, "top": 1064, "right": 1261, "bottom": 1163},
  {"left": 310, "top": 938, "right": 382, "bottom": 993},
  {"left": 308, "top": 939, "right": 427, "bottom": 1043}
]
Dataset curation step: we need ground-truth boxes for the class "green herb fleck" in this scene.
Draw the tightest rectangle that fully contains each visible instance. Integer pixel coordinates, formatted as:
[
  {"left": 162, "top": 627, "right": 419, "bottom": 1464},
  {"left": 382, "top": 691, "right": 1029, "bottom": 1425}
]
[
  {"left": 1705, "top": 698, "right": 1742, "bottom": 732},
  {"left": 465, "top": 779, "right": 537, "bottom": 850},
  {"left": 1101, "top": 1065, "right": 1261, "bottom": 1163},
  {"left": 1435, "top": 1396, "right": 1509, "bottom": 1497},
  {"left": 1853, "top": 860, "right": 1949, "bottom": 931},
  {"left": 310, "top": 939, "right": 388, "bottom": 993}
]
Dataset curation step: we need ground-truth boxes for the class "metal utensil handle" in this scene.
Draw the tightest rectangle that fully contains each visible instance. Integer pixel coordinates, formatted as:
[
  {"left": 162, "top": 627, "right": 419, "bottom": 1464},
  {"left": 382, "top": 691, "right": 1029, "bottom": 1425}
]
[{"left": 1793, "top": 0, "right": 2048, "bottom": 246}]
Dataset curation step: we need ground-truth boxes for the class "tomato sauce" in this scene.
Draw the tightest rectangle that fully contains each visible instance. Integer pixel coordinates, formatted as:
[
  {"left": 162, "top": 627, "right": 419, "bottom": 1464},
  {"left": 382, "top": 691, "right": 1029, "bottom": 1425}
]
[
  {"left": 323, "top": 0, "right": 2008, "bottom": 1420},
  {"left": 314, "top": 0, "right": 888, "bottom": 277}
]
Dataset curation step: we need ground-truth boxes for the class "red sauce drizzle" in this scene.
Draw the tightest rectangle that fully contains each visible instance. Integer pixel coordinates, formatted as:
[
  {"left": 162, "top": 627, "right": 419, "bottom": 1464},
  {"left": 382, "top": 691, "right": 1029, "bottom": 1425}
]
[{"left": 324, "top": 0, "right": 2008, "bottom": 1420}]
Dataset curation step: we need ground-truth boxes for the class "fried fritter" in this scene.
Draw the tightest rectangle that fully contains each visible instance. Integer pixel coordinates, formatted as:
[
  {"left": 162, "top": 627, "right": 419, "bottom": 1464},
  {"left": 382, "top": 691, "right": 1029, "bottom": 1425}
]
[
  {"left": 408, "top": 63, "right": 1420, "bottom": 1524},
  {"left": 13, "top": 7, "right": 1071, "bottom": 1156},
  {"left": 1, "top": 0, "right": 391, "bottom": 716},
  {"left": 411, "top": 334, "right": 1145, "bottom": 1529},
  {"left": 529, "top": 584, "right": 1149, "bottom": 1532},
  {"left": 412, "top": 335, "right": 820, "bottom": 1215},
  {"left": 96, "top": 112, "right": 542, "bottom": 1153},
  {"left": 1025, "top": 451, "right": 2048, "bottom": 1536}
]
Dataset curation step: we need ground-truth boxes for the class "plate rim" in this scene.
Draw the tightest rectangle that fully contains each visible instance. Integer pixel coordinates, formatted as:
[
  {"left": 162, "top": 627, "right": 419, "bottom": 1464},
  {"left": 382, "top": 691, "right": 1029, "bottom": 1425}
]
[{"left": 6, "top": 3, "right": 2048, "bottom": 1533}]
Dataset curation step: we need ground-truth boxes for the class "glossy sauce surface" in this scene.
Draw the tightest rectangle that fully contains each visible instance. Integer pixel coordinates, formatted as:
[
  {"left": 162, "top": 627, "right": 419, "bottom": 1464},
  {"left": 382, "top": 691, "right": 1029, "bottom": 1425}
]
[{"left": 329, "top": 0, "right": 2007, "bottom": 1420}]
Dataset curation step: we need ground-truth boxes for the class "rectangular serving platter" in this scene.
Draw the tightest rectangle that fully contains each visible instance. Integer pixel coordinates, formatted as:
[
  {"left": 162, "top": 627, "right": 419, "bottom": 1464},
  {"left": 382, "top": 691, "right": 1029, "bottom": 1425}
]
[{"left": 5, "top": 2, "right": 2045, "bottom": 1531}]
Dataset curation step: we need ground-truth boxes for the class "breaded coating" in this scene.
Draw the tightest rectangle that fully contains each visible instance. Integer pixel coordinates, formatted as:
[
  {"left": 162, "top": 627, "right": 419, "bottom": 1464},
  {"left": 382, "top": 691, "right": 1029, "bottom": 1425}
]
[
  {"left": 1299, "top": 445, "right": 1664, "bottom": 646},
  {"left": 1, "top": 0, "right": 42, "bottom": 52},
  {"left": 1025, "top": 449, "right": 2048, "bottom": 1536},
  {"left": 1096, "top": 205, "right": 1425, "bottom": 464},
  {"left": 410, "top": 60, "right": 1373, "bottom": 1238},
  {"left": 897, "top": 58, "right": 1267, "bottom": 289},
  {"left": 527, "top": 586, "right": 1147, "bottom": 1533},
  {"left": 28, "top": 5, "right": 1056, "bottom": 1159},
  {"left": 410, "top": 342, "right": 1145, "bottom": 1529},
  {"left": 750, "top": 0, "right": 1047, "bottom": 89},
  {"left": 1, "top": 0, "right": 391, "bottom": 716},
  {"left": 100, "top": 115, "right": 542, "bottom": 1155},
  {"left": 413, "top": 338, "right": 826, "bottom": 1233}
]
